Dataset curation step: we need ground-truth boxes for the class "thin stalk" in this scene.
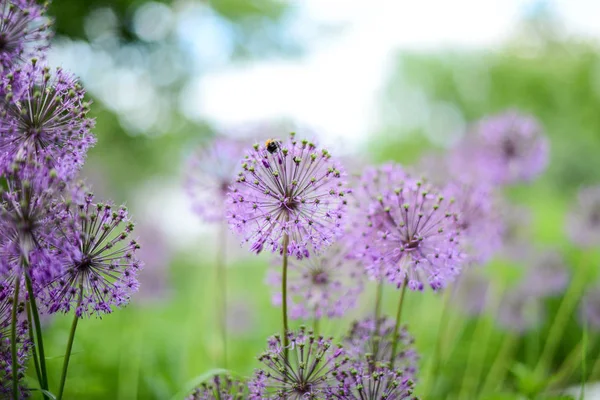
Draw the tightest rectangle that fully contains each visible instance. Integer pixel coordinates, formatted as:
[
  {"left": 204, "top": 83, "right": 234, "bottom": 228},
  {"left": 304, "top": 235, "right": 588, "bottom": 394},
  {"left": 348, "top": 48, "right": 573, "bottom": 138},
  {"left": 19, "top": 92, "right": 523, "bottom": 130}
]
[
  {"left": 26, "top": 300, "right": 42, "bottom": 386},
  {"left": 24, "top": 272, "right": 49, "bottom": 395},
  {"left": 549, "top": 339, "right": 587, "bottom": 388},
  {"left": 282, "top": 233, "right": 290, "bottom": 362},
  {"left": 580, "top": 320, "right": 588, "bottom": 400},
  {"left": 389, "top": 278, "right": 408, "bottom": 368},
  {"left": 57, "top": 284, "right": 84, "bottom": 400},
  {"left": 372, "top": 279, "right": 384, "bottom": 359},
  {"left": 11, "top": 273, "right": 22, "bottom": 400},
  {"left": 216, "top": 222, "right": 228, "bottom": 368},
  {"left": 481, "top": 333, "right": 518, "bottom": 394},
  {"left": 313, "top": 315, "right": 320, "bottom": 336}
]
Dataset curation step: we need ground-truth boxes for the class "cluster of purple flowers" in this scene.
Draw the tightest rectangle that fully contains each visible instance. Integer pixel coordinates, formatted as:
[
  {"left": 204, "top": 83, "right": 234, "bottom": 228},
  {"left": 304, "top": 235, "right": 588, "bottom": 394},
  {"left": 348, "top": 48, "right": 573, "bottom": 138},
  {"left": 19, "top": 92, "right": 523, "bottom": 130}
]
[{"left": 0, "top": 1, "right": 143, "bottom": 398}]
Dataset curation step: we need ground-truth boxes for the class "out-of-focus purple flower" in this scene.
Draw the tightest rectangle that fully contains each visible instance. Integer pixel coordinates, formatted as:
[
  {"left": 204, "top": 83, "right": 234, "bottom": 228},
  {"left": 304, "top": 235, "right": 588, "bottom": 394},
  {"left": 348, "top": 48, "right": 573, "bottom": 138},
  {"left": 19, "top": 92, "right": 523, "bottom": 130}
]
[
  {"left": 227, "top": 133, "right": 348, "bottom": 259},
  {"left": 327, "top": 357, "right": 416, "bottom": 400},
  {"left": 353, "top": 167, "right": 463, "bottom": 291},
  {"left": 451, "top": 270, "right": 491, "bottom": 317},
  {"left": 186, "top": 374, "right": 248, "bottom": 400},
  {"left": 446, "top": 182, "right": 503, "bottom": 264},
  {"left": 186, "top": 137, "right": 247, "bottom": 223},
  {"left": 133, "top": 222, "right": 171, "bottom": 305},
  {"left": 581, "top": 286, "right": 600, "bottom": 331},
  {"left": 345, "top": 317, "right": 418, "bottom": 377},
  {"left": 451, "top": 111, "right": 549, "bottom": 185},
  {"left": 0, "top": 60, "right": 95, "bottom": 177},
  {"left": 497, "top": 287, "right": 544, "bottom": 334},
  {"left": 44, "top": 192, "right": 142, "bottom": 318},
  {"left": 498, "top": 202, "right": 534, "bottom": 262},
  {"left": 521, "top": 250, "right": 569, "bottom": 297},
  {"left": 0, "top": 0, "right": 52, "bottom": 71},
  {"left": 249, "top": 327, "right": 348, "bottom": 399},
  {"left": 0, "top": 281, "right": 31, "bottom": 398},
  {"left": 0, "top": 161, "right": 65, "bottom": 285},
  {"left": 267, "top": 244, "right": 363, "bottom": 320},
  {"left": 566, "top": 186, "right": 600, "bottom": 248}
]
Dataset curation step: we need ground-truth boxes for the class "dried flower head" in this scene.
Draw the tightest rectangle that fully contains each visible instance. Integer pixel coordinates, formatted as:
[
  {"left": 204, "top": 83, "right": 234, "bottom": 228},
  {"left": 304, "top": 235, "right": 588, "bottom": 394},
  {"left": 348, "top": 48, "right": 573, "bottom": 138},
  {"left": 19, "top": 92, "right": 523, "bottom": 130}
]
[
  {"left": 0, "top": 0, "right": 52, "bottom": 71},
  {"left": 249, "top": 327, "right": 348, "bottom": 399},
  {"left": 267, "top": 244, "right": 363, "bottom": 320},
  {"left": 354, "top": 167, "right": 463, "bottom": 291},
  {"left": 44, "top": 192, "right": 142, "bottom": 317},
  {"left": 187, "top": 375, "right": 248, "bottom": 400},
  {"left": 0, "top": 60, "right": 95, "bottom": 177},
  {"left": 227, "top": 133, "right": 348, "bottom": 259},
  {"left": 345, "top": 317, "right": 418, "bottom": 377},
  {"left": 186, "top": 137, "right": 247, "bottom": 222},
  {"left": 566, "top": 186, "right": 600, "bottom": 248},
  {"left": 452, "top": 110, "right": 549, "bottom": 185},
  {"left": 327, "top": 357, "right": 416, "bottom": 400}
]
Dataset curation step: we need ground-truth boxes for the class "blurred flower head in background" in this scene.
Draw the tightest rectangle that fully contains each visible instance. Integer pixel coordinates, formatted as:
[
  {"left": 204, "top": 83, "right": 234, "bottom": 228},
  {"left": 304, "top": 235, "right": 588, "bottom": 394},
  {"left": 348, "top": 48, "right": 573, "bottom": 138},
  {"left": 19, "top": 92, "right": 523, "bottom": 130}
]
[{"left": 566, "top": 185, "right": 600, "bottom": 248}]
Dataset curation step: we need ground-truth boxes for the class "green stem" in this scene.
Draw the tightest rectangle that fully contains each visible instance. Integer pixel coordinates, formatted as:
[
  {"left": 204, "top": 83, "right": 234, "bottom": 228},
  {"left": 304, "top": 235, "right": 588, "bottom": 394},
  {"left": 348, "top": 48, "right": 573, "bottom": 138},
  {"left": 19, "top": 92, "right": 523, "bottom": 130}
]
[
  {"left": 26, "top": 299, "right": 42, "bottom": 386},
  {"left": 481, "top": 333, "right": 518, "bottom": 394},
  {"left": 57, "top": 285, "right": 84, "bottom": 400},
  {"left": 580, "top": 320, "right": 588, "bottom": 400},
  {"left": 313, "top": 314, "right": 319, "bottom": 337},
  {"left": 24, "top": 271, "right": 49, "bottom": 395},
  {"left": 216, "top": 223, "right": 228, "bottom": 368},
  {"left": 389, "top": 278, "right": 408, "bottom": 368},
  {"left": 282, "top": 233, "right": 290, "bottom": 362},
  {"left": 373, "top": 279, "right": 384, "bottom": 360},
  {"left": 11, "top": 273, "right": 22, "bottom": 400}
]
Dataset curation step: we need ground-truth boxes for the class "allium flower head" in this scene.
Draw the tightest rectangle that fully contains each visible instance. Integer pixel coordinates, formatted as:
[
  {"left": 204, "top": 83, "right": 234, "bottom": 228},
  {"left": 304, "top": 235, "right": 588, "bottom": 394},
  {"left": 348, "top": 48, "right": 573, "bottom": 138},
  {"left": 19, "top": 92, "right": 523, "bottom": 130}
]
[
  {"left": 498, "top": 202, "right": 533, "bottom": 261},
  {"left": 228, "top": 133, "right": 348, "bottom": 259},
  {"left": 327, "top": 357, "right": 416, "bottom": 400},
  {"left": 581, "top": 286, "right": 600, "bottom": 331},
  {"left": 345, "top": 317, "right": 418, "bottom": 377},
  {"left": 497, "top": 288, "right": 544, "bottom": 334},
  {"left": 0, "top": 160, "right": 64, "bottom": 284},
  {"left": 0, "top": 281, "right": 31, "bottom": 398},
  {"left": 45, "top": 192, "right": 142, "bottom": 317},
  {"left": 0, "top": 60, "right": 95, "bottom": 177},
  {"left": 521, "top": 250, "right": 569, "bottom": 297},
  {"left": 187, "top": 375, "right": 248, "bottom": 400},
  {"left": 453, "top": 110, "right": 549, "bottom": 185},
  {"left": 355, "top": 168, "right": 463, "bottom": 291},
  {"left": 186, "top": 137, "right": 247, "bottom": 222},
  {"left": 446, "top": 182, "right": 503, "bottom": 264},
  {"left": 268, "top": 244, "right": 363, "bottom": 320},
  {"left": 566, "top": 186, "right": 600, "bottom": 248},
  {"left": 0, "top": 0, "right": 52, "bottom": 71},
  {"left": 249, "top": 327, "right": 348, "bottom": 399}
]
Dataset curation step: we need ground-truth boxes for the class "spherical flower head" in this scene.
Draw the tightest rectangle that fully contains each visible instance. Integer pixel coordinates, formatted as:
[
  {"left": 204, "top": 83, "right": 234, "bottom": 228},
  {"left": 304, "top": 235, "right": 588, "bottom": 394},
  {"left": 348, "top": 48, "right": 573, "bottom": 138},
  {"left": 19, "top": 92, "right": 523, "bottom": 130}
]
[
  {"left": 227, "top": 133, "right": 349, "bottom": 259},
  {"left": 521, "top": 250, "right": 569, "bottom": 297},
  {"left": 345, "top": 317, "right": 418, "bottom": 377},
  {"left": 187, "top": 374, "right": 248, "bottom": 400},
  {"left": 358, "top": 174, "right": 463, "bottom": 291},
  {"left": 186, "top": 137, "right": 247, "bottom": 223},
  {"left": 566, "top": 186, "right": 600, "bottom": 248},
  {"left": 249, "top": 326, "right": 348, "bottom": 399},
  {"left": 44, "top": 192, "right": 142, "bottom": 318},
  {"left": 0, "top": 160, "right": 65, "bottom": 284},
  {"left": 327, "top": 357, "right": 417, "bottom": 400},
  {"left": 446, "top": 181, "right": 503, "bottom": 264},
  {"left": 267, "top": 244, "right": 364, "bottom": 320},
  {"left": 0, "top": 281, "right": 32, "bottom": 398},
  {"left": 454, "top": 110, "right": 549, "bottom": 185},
  {"left": 497, "top": 201, "right": 533, "bottom": 262},
  {"left": 497, "top": 287, "right": 544, "bottom": 334},
  {"left": 581, "top": 286, "right": 600, "bottom": 331},
  {"left": 0, "top": 0, "right": 52, "bottom": 71},
  {"left": 0, "top": 60, "right": 95, "bottom": 177}
]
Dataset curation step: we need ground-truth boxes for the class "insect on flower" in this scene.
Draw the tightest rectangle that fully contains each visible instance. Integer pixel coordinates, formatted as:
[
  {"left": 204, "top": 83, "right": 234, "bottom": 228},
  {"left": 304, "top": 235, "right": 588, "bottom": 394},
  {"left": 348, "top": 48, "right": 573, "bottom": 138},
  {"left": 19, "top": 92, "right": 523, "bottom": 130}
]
[{"left": 265, "top": 138, "right": 281, "bottom": 154}]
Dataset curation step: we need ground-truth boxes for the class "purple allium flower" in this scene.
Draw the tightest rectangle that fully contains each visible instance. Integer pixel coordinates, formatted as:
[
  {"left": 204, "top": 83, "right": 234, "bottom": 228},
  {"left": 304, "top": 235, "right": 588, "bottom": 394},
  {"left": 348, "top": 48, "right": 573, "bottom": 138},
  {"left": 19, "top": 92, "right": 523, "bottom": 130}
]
[
  {"left": 186, "top": 374, "right": 248, "bottom": 400},
  {"left": 186, "top": 137, "right": 247, "bottom": 222},
  {"left": 354, "top": 169, "right": 463, "bottom": 291},
  {"left": 446, "top": 181, "right": 503, "bottom": 264},
  {"left": 267, "top": 244, "right": 363, "bottom": 320},
  {"left": 497, "top": 288, "right": 544, "bottom": 334},
  {"left": 452, "top": 111, "right": 549, "bottom": 185},
  {"left": 566, "top": 186, "right": 600, "bottom": 248},
  {"left": 249, "top": 327, "right": 348, "bottom": 399},
  {"left": 581, "top": 286, "right": 600, "bottom": 331},
  {"left": 0, "top": 60, "right": 95, "bottom": 177},
  {"left": 0, "top": 281, "right": 31, "bottom": 398},
  {"left": 133, "top": 222, "right": 171, "bottom": 305},
  {"left": 521, "top": 250, "right": 569, "bottom": 297},
  {"left": 498, "top": 202, "right": 533, "bottom": 262},
  {"left": 345, "top": 317, "right": 418, "bottom": 377},
  {"left": 44, "top": 192, "right": 142, "bottom": 318},
  {"left": 227, "top": 133, "right": 348, "bottom": 259},
  {"left": 451, "top": 270, "right": 490, "bottom": 317},
  {"left": 326, "top": 357, "right": 416, "bottom": 400},
  {"left": 0, "top": 160, "right": 64, "bottom": 284},
  {"left": 0, "top": 0, "right": 52, "bottom": 71}
]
